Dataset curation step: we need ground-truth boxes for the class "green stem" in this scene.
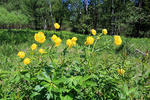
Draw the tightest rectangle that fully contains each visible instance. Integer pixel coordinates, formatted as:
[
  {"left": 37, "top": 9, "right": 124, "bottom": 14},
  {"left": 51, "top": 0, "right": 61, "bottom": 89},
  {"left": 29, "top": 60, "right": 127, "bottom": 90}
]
[
  {"left": 48, "top": 43, "right": 54, "bottom": 62},
  {"left": 88, "top": 33, "right": 103, "bottom": 73},
  {"left": 92, "top": 33, "right": 103, "bottom": 53}
]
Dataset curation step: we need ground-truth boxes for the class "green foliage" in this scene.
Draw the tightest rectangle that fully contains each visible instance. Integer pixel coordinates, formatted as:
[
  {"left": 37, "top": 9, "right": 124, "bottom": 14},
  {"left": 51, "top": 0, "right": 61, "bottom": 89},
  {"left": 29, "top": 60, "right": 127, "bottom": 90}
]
[{"left": 0, "top": 7, "right": 28, "bottom": 26}]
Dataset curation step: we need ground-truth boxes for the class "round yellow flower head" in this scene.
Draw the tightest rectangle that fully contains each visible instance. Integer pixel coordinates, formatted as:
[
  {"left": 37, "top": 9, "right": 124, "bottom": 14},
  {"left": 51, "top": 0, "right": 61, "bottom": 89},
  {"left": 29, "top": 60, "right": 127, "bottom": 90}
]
[
  {"left": 85, "top": 36, "right": 95, "bottom": 45},
  {"left": 102, "top": 29, "right": 108, "bottom": 35},
  {"left": 91, "top": 29, "right": 96, "bottom": 35},
  {"left": 71, "top": 37, "right": 77, "bottom": 42},
  {"left": 17, "top": 51, "right": 25, "bottom": 58},
  {"left": 71, "top": 37, "right": 77, "bottom": 46},
  {"left": 54, "top": 23, "right": 60, "bottom": 29},
  {"left": 23, "top": 58, "right": 31, "bottom": 65},
  {"left": 66, "top": 39, "right": 73, "bottom": 48},
  {"left": 39, "top": 48, "right": 46, "bottom": 54},
  {"left": 31, "top": 43, "right": 37, "bottom": 51},
  {"left": 117, "top": 69, "right": 125, "bottom": 75},
  {"left": 51, "top": 35, "right": 58, "bottom": 42},
  {"left": 114, "top": 35, "right": 122, "bottom": 46},
  {"left": 34, "top": 32, "right": 46, "bottom": 43},
  {"left": 55, "top": 37, "right": 62, "bottom": 47}
]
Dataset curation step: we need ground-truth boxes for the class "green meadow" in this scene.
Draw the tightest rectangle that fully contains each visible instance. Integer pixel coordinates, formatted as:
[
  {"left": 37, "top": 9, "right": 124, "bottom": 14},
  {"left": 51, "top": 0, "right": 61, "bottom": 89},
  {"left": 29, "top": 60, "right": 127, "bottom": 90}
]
[{"left": 0, "top": 29, "right": 150, "bottom": 99}]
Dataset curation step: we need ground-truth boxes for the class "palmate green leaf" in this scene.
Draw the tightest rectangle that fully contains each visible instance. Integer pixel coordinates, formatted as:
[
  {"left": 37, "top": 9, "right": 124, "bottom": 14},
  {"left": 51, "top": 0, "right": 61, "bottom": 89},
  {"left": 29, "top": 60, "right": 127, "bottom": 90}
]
[
  {"left": 53, "top": 77, "right": 66, "bottom": 84},
  {"left": 41, "top": 81, "right": 50, "bottom": 87},
  {"left": 0, "top": 71, "right": 11, "bottom": 79},
  {"left": 56, "top": 86, "right": 70, "bottom": 93},
  {"left": 30, "top": 92, "right": 40, "bottom": 98},
  {"left": 34, "top": 85, "right": 44, "bottom": 92},
  {"left": 37, "top": 72, "right": 51, "bottom": 83},
  {"left": 14, "top": 75, "right": 20, "bottom": 83},
  {"left": 84, "top": 81, "right": 97, "bottom": 87}
]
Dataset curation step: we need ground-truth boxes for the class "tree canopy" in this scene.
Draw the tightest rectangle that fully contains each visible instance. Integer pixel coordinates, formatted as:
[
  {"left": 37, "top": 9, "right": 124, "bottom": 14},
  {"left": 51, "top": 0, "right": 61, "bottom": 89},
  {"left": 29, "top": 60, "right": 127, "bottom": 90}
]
[{"left": 0, "top": 0, "right": 150, "bottom": 37}]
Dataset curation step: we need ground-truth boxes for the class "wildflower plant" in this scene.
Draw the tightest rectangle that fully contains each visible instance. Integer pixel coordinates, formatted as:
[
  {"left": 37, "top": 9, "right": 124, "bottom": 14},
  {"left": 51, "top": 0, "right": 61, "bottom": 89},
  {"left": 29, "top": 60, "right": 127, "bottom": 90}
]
[{"left": 3, "top": 23, "right": 148, "bottom": 100}]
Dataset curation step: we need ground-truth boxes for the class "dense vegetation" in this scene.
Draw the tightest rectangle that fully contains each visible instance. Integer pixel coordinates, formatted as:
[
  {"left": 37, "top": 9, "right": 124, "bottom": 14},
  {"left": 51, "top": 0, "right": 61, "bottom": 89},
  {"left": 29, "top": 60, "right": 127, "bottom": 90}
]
[
  {"left": 0, "top": 29, "right": 150, "bottom": 99},
  {"left": 0, "top": 0, "right": 150, "bottom": 37}
]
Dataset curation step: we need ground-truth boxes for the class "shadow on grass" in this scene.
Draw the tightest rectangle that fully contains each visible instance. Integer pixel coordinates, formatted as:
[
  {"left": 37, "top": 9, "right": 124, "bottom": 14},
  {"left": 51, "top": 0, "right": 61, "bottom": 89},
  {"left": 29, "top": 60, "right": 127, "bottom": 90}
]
[
  {"left": 0, "top": 29, "right": 36, "bottom": 45},
  {"left": 0, "top": 29, "right": 86, "bottom": 45}
]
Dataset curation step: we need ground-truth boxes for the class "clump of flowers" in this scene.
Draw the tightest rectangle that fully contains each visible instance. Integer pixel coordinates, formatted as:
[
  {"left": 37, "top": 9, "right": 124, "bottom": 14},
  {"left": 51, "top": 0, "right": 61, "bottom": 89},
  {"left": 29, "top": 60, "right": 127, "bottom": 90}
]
[
  {"left": 23, "top": 58, "right": 31, "bottom": 65},
  {"left": 102, "top": 29, "right": 108, "bottom": 35},
  {"left": 31, "top": 43, "right": 37, "bottom": 51},
  {"left": 17, "top": 51, "right": 25, "bottom": 58},
  {"left": 51, "top": 35, "right": 62, "bottom": 47},
  {"left": 117, "top": 69, "right": 125, "bottom": 75},
  {"left": 54, "top": 23, "right": 60, "bottom": 29},
  {"left": 114, "top": 35, "right": 122, "bottom": 46},
  {"left": 91, "top": 29, "right": 96, "bottom": 35},
  {"left": 85, "top": 36, "right": 95, "bottom": 45},
  {"left": 66, "top": 37, "right": 77, "bottom": 48},
  {"left": 34, "top": 32, "right": 46, "bottom": 43}
]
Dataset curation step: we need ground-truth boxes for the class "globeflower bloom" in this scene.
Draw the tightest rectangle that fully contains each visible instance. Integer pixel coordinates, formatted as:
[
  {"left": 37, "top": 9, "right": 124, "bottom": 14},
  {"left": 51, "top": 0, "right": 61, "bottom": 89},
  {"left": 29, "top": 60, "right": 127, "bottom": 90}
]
[
  {"left": 71, "top": 37, "right": 77, "bottom": 46},
  {"left": 39, "top": 48, "right": 46, "bottom": 54},
  {"left": 91, "top": 29, "right": 96, "bottom": 35},
  {"left": 117, "top": 69, "right": 125, "bottom": 75},
  {"left": 114, "top": 35, "right": 122, "bottom": 46},
  {"left": 54, "top": 23, "right": 60, "bottom": 29},
  {"left": 31, "top": 43, "right": 37, "bottom": 51},
  {"left": 66, "top": 39, "right": 73, "bottom": 48},
  {"left": 72, "top": 37, "right": 77, "bottom": 42},
  {"left": 102, "top": 29, "right": 108, "bottom": 35},
  {"left": 51, "top": 35, "right": 58, "bottom": 42},
  {"left": 34, "top": 32, "right": 46, "bottom": 43},
  {"left": 55, "top": 37, "right": 62, "bottom": 47},
  {"left": 17, "top": 51, "right": 25, "bottom": 58},
  {"left": 85, "top": 36, "right": 95, "bottom": 45},
  {"left": 23, "top": 58, "right": 31, "bottom": 65}
]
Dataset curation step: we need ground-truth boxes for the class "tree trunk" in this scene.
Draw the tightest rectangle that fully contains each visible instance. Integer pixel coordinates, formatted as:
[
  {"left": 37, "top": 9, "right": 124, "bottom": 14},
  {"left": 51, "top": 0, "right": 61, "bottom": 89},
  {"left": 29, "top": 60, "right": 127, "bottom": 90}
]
[
  {"left": 46, "top": 0, "right": 54, "bottom": 29},
  {"left": 111, "top": 0, "right": 114, "bottom": 35},
  {"left": 85, "top": 0, "right": 88, "bottom": 14}
]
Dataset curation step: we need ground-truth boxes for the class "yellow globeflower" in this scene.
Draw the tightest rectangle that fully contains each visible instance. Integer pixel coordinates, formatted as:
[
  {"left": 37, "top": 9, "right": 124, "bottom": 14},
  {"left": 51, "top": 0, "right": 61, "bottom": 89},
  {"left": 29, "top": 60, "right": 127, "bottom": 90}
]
[
  {"left": 39, "top": 48, "right": 46, "bottom": 54},
  {"left": 34, "top": 32, "right": 46, "bottom": 43},
  {"left": 55, "top": 37, "right": 62, "bottom": 47},
  {"left": 54, "top": 23, "right": 60, "bottom": 29},
  {"left": 72, "top": 37, "right": 77, "bottom": 42},
  {"left": 71, "top": 37, "right": 77, "bottom": 46},
  {"left": 51, "top": 35, "right": 58, "bottom": 42},
  {"left": 114, "top": 35, "right": 122, "bottom": 46},
  {"left": 91, "top": 29, "right": 96, "bottom": 35},
  {"left": 117, "top": 69, "right": 125, "bottom": 75},
  {"left": 31, "top": 43, "right": 37, "bottom": 51},
  {"left": 85, "top": 36, "right": 95, "bottom": 45},
  {"left": 23, "top": 58, "right": 31, "bottom": 65},
  {"left": 66, "top": 39, "right": 73, "bottom": 48},
  {"left": 17, "top": 51, "right": 25, "bottom": 58},
  {"left": 102, "top": 29, "right": 108, "bottom": 35}
]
